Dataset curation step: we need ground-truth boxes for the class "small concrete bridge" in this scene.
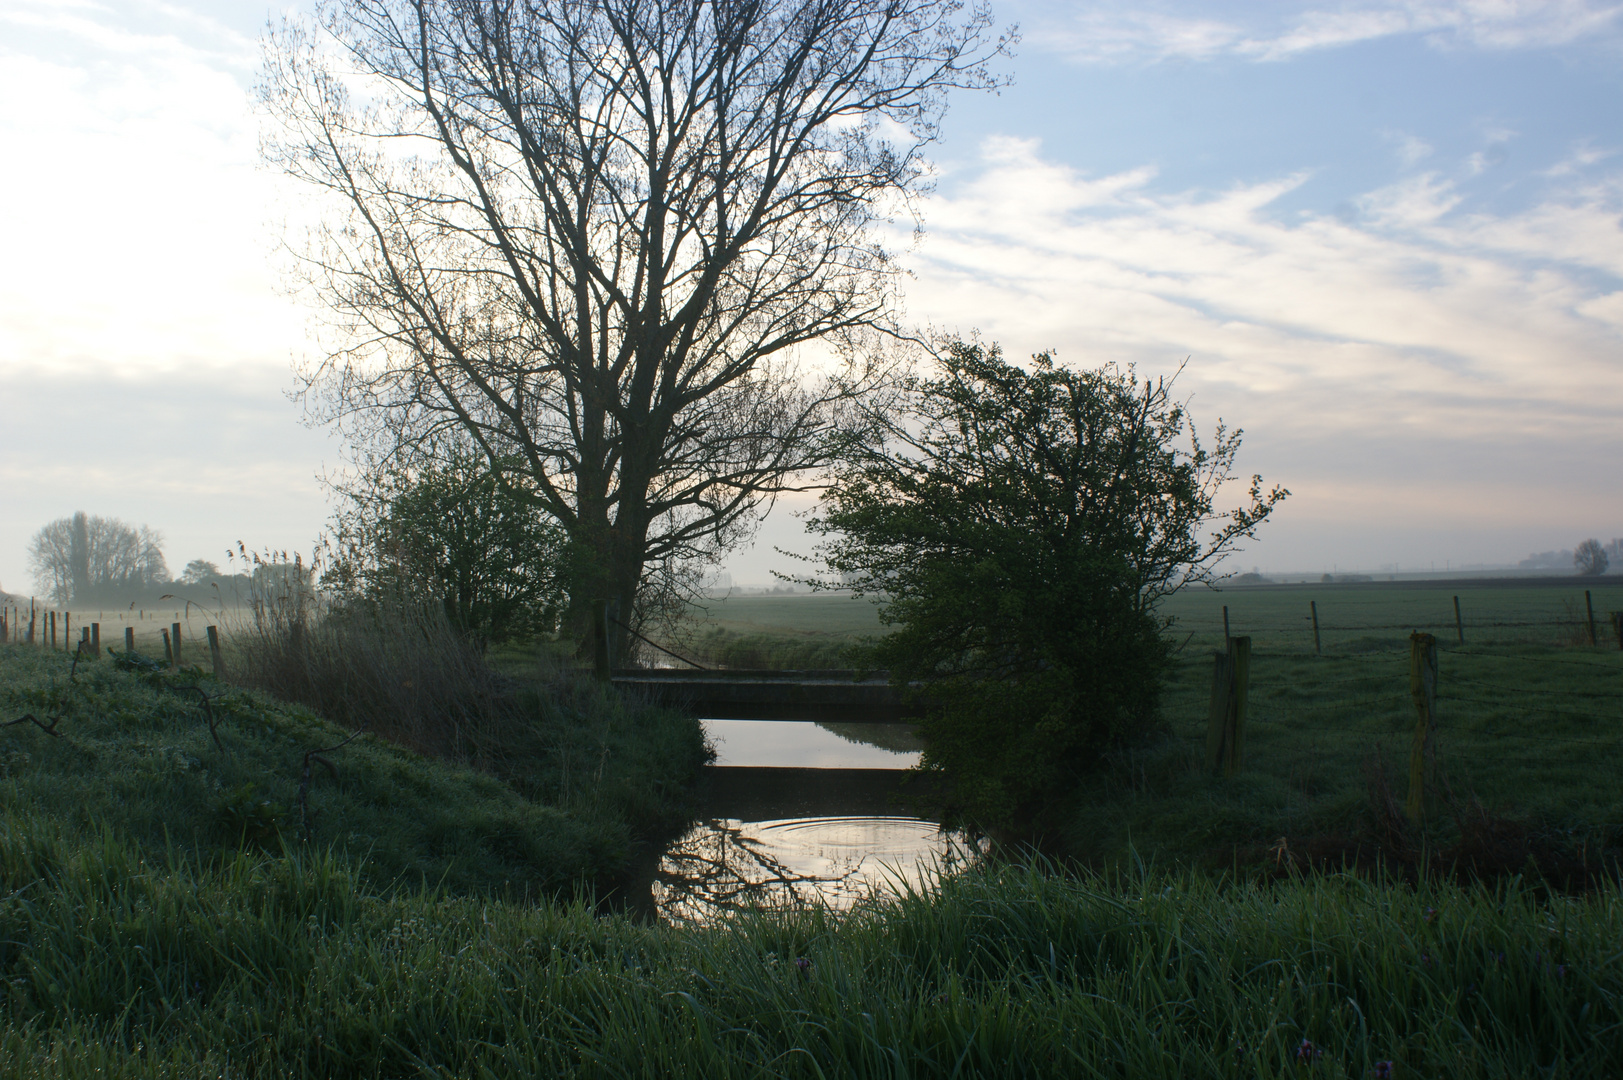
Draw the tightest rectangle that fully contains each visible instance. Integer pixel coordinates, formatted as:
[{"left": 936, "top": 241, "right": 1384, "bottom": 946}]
[{"left": 610, "top": 669, "right": 919, "bottom": 724}]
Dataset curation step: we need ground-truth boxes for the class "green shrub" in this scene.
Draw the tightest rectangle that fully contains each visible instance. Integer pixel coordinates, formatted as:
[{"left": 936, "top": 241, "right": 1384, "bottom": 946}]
[{"left": 809, "top": 340, "right": 1285, "bottom": 831}]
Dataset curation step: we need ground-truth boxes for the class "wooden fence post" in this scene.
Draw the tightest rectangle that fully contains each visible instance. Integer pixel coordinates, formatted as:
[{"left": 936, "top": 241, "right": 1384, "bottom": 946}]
[
  {"left": 1310, "top": 600, "right": 1321, "bottom": 655},
  {"left": 90, "top": 623, "right": 100, "bottom": 658},
  {"left": 171, "top": 623, "right": 183, "bottom": 666},
  {"left": 1204, "top": 636, "right": 1251, "bottom": 777},
  {"left": 1453, "top": 595, "right": 1464, "bottom": 645},
  {"left": 63, "top": 612, "right": 70, "bottom": 649},
  {"left": 26, "top": 601, "right": 36, "bottom": 645},
  {"left": 124, "top": 626, "right": 134, "bottom": 653},
  {"left": 1584, "top": 590, "right": 1597, "bottom": 647},
  {"left": 49, "top": 612, "right": 56, "bottom": 649},
  {"left": 1228, "top": 636, "right": 1250, "bottom": 776},
  {"left": 1204, "top": 649, "right": 1233, "bottom": 773},
  {"left": 161, "top": 629, "right": 172, "bottom": 665},
  {"left": 207, "top": 626, "right": 225, "bottom": 678},
  {"left": 1406, "top": 632, "right": 1439, "bottom": 821}
]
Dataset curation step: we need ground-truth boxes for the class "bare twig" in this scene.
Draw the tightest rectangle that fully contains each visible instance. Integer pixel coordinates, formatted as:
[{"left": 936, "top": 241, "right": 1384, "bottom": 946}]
[
  {"left": 297, "top": 725, "right": 369, "bottom": 841},
  {"left": 3, "top": 640, "right": 92, "bottom": 739},
  {"left": 174, "top": 685, "right": 226, "bottom": 751},
  {"left": 609, "top": 615, "right": 708, "bottom": 670},
  {"left": 1, "top": 714, "right": 61, "bottom": 738}
]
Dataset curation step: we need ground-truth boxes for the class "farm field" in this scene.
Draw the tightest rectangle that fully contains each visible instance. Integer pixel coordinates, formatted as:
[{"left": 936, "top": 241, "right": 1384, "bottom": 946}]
[{"left": 673, "top": 581, "right": 1623, "bottom": 870}]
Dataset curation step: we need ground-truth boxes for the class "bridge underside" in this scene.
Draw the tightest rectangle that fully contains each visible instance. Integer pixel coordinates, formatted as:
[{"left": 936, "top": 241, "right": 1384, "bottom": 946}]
[{"left": 610, "top": 669, "right": 920, "bottom": 724}]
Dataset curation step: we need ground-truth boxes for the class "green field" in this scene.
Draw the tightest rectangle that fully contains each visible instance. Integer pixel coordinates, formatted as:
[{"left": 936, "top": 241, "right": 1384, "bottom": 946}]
[
  {"left": 673, "top": 581, "right": 1623, "bottom": 870},
  {"left": 678, "top": 579, "right": 1623, "bottom": 653}
]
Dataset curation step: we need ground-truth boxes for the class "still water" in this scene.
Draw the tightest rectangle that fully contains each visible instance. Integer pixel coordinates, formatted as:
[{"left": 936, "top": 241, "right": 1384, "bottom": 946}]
[{"left": 642, "top": 720, "right": 973, "bottom": 924}]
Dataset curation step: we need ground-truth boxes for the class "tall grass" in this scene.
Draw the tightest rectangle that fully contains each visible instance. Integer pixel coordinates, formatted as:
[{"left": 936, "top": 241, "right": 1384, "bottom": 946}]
[
  {"left": 219, "top": 573, "right": 709, "bottom": 839},
  {"left": 226, "top": 576, "right": 533, "bottom": 770},
  {"left": 0, "top": 816, "right": 1615, "bottom": 1078}
]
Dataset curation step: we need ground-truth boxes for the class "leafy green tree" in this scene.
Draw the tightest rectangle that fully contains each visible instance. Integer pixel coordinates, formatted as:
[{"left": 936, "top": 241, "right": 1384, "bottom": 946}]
[
  {"left": 330, "top": 448, "right": 568, "bottom": 646},
  {"left": 808, "top": 340, "right": 1287, "bottom": 830}
]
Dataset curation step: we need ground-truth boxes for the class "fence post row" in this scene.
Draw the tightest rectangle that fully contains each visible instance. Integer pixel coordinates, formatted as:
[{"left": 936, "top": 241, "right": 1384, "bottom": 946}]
[
  {"left": 1204, "top": 635, "right": 1251, "bottom": 778},
  {"left": 1406, "top": 632, "right": 1439, "bottom": 821}
]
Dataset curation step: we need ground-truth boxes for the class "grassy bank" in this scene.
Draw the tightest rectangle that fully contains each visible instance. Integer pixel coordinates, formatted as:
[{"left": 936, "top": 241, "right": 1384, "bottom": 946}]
[
  {"left": 0, "top": 823, "right": 1616, "bottom": 1078},
  {"left": 0, "top": 642, "right": 707, "bottom": 896}
]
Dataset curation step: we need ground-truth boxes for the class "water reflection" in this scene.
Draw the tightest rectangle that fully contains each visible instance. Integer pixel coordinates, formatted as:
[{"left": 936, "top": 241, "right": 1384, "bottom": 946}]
[
  {"left": 654, "top": 814, "right": 973, "bottom": 924},
  {"left": 636, "top": 761, "right": 971, "bottom": 924},
  {"left": 705, "top": 718, "right": 921, "bottom": 768}
]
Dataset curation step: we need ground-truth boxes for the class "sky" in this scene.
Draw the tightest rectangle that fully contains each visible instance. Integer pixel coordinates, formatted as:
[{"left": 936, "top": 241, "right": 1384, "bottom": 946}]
[{"left": 2, "top": 0, "right": 1621, "bottom": 595}]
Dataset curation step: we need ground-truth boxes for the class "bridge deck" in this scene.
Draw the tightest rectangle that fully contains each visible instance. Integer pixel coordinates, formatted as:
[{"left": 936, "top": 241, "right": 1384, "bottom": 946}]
[{"left": 610, "top": 669, "right": 919, "bottom": 723}]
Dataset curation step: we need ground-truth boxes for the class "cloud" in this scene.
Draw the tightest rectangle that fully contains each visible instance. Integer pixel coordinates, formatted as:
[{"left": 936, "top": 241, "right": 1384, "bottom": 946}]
[
  {"left": 1386, "top": 132, "right": 1436, "bottom": 167},
  {"left": 0, "top": 3, "right": 306, "bottom": 378},
  {"left": 1356, "top": 173, "right": 1464, "bottom": 226},
  {"left": 1037, "top": 1, "right": 1623, "bottom": 64},
  {"left": 897, "top": 137, "right": 1623, "bottom": 564}
]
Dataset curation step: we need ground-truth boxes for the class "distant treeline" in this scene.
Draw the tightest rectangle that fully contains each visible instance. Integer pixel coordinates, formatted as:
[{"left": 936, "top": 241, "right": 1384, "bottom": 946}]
[{"left": 23, "top": 512, "right": 298, "bottom": 609}]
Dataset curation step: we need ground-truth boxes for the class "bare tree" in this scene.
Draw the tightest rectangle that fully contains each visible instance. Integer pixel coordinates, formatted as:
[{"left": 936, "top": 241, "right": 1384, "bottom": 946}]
[
  {"left": 29, "top": 513, "right": 169, "bottom": 605},
  {"left": 1574, "top": 538, "right": 1609, "bottom": 576},
  {"left": 259, "top": 0, "right": 1008, "bottom": 648}
]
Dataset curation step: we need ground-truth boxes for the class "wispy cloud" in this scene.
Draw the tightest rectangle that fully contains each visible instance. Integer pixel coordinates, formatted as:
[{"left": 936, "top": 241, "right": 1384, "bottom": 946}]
[
  {"left": 1038, "top": 1, "right": 1623, "bottom": 64},
  {"left": 899, "top": 138, "right": 1623, "bottom": 561}
]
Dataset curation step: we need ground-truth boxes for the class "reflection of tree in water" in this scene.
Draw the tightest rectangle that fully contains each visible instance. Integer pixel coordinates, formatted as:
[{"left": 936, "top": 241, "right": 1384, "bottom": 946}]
[
  {"left": 815, "top": 722, "right": 926, "bottom": 755},
  {"left": 653, "top": 817, "right": 973, "bottom": 925}
]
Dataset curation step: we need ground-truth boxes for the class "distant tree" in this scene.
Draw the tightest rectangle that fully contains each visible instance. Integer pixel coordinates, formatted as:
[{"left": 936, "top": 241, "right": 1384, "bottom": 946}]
[
  {"left": 1574, "top": 538, "right": 1609, "bottom": 576},
  {"left": 807, "top": 340, "right": 1286, "bottom": 831},
  {"left": 328, "top": 445, "right": 569, "bottom": 645},
  {"left": 28, "top": 513, "right": 169, "bottom": 604},
  {"left": 180, "top": 559, "right": 223, "bottom": 585}
]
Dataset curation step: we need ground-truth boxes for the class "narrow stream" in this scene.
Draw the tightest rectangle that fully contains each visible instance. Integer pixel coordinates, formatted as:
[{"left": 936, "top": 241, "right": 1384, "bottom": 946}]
[{"left": 643, "top": 720, "right": 975, "bottom": 924}]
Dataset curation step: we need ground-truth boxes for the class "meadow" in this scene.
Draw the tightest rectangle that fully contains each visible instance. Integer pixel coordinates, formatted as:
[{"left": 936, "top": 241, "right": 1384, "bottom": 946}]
[{"left": 671, "top": 580, "right": 1623, "bottom": 872}]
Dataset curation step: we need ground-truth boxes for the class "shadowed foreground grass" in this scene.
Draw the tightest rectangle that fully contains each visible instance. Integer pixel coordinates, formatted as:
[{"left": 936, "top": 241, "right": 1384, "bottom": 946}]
[{"left": 0, "top": 818, "right": 1617, "bottom": 1078}]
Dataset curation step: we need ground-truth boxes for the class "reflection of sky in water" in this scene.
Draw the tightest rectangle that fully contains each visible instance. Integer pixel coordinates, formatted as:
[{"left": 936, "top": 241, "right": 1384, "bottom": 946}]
[
  {"left": 654, "top": 815, "right": 973, "bottom": 924},
  {"left": 703, "top": 719, "right": 920, "bottom": 768}
]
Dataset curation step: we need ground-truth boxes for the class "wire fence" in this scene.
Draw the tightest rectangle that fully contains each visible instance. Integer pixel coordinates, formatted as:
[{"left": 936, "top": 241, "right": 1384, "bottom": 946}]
[{"left": 1166, "top": 590, "right": 1623, "bottom": 787}]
